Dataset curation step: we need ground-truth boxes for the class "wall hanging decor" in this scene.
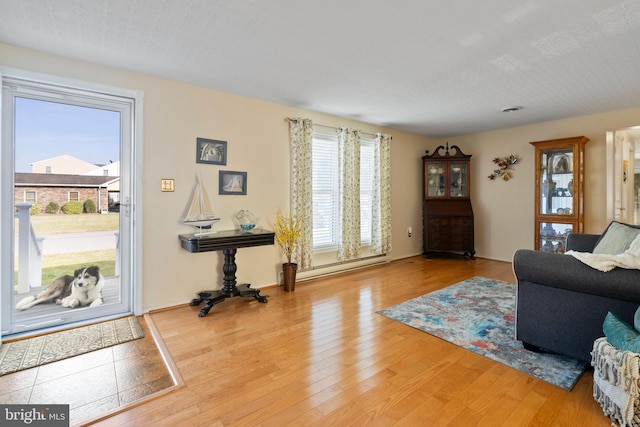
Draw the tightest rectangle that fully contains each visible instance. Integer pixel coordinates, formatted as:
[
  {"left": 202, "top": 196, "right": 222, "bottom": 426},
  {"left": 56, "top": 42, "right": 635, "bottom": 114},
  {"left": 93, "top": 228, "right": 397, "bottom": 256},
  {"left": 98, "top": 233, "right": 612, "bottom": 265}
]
[
  {"left": 196, "top": 137, "right": 227, "bottom": 165},
  {"left": 219, "top": 170, "right": 247, "bottom": 195},
  {"left": 488, "top": 154, "right": 518, "bottom": 181}
]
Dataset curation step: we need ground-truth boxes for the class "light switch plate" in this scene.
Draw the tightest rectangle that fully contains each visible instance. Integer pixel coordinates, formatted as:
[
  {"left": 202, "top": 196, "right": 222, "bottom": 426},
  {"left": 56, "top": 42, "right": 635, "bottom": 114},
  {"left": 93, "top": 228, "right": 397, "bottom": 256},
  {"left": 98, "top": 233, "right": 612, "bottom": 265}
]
[{"left": 161, "top": 179, "right": 175, "bottom": 192}]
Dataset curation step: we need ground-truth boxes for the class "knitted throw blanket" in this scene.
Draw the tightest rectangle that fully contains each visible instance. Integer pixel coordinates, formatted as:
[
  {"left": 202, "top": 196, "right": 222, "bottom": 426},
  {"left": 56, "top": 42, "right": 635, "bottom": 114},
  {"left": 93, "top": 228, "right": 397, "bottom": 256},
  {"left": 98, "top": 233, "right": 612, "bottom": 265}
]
[
  {"left": 566, "top": 235, "right": 640, "bottom": 272},
  {"left": 592, "top": 337, "right": 640, "bottom": 427}
]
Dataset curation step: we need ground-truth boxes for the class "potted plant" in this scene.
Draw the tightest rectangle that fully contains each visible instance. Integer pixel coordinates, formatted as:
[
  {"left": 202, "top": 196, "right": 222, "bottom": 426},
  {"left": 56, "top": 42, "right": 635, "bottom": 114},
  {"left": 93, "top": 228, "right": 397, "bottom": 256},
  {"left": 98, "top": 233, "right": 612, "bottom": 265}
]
[{"left": 273, "top": 210, "right": 303, "bottom": 291}]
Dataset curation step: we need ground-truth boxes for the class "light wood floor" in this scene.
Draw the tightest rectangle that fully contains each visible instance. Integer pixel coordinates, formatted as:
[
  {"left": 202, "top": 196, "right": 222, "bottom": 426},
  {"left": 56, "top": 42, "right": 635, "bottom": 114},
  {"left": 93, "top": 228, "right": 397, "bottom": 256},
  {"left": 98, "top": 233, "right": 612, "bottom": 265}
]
[{"left": 93, "top": 256, "right": 610, "bottom": 427}]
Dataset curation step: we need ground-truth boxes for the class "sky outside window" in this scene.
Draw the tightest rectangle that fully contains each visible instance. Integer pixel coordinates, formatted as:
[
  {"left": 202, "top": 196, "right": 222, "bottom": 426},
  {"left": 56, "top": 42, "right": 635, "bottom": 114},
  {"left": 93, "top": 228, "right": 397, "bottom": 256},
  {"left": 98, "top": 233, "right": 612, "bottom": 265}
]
[{"left": 14, "top": 97, "right": 121, "bottom": 172}]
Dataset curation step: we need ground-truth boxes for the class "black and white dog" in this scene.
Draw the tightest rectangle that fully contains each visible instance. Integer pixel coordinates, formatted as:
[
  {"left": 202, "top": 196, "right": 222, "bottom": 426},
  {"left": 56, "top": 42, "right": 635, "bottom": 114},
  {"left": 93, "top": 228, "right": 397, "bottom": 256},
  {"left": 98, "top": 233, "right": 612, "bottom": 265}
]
[{"left": 15, "top": 266, "right": 105, "bottom": 311}]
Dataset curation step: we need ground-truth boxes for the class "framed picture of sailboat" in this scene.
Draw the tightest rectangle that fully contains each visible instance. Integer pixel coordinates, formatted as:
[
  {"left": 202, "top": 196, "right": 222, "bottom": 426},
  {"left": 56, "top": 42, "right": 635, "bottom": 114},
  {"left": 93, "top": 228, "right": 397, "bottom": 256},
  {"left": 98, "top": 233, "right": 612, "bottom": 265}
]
[
  {"left": 219, "top": 170, "right": 247, "bottom": 195},
  {"left": 196, "top": 137, "right": 227, "bottom": 165}
]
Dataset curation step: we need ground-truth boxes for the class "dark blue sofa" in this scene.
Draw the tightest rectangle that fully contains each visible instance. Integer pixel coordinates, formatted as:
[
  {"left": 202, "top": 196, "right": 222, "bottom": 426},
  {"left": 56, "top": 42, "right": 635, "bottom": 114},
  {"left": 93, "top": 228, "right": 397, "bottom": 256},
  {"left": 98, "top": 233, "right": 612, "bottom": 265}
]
[{"left": 513, "top": 232, "right": 640, "bottom": 362}]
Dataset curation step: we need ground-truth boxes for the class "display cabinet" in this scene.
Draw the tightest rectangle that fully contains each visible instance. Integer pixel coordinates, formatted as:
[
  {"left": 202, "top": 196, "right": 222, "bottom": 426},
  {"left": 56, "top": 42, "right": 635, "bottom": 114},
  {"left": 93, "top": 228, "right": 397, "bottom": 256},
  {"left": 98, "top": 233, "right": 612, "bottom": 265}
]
[
  {"left": 422, "top": 143, "right": 474, "bottom": 258},
  {"left": 530, "top": 136, "right": 589, "bottom": 252}
]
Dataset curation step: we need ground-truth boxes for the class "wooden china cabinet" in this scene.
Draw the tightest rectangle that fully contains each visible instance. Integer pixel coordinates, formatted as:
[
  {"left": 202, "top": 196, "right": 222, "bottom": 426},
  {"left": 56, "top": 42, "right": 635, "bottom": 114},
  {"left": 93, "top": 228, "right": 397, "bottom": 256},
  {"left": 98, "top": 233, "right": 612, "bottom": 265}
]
[
  {"left": 531, "top": 136, "right": 588, "bottom": 252},
  {"left": 422, "top": 143, "right": 475, "bottom": 259}
]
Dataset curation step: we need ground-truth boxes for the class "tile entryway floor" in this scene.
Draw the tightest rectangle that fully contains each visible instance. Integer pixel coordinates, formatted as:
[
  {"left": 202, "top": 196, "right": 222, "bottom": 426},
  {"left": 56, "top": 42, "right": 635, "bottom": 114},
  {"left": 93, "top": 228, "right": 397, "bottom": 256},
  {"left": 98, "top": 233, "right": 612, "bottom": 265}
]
[{"left": 0, "top": 316, "right": 176, "bottom": 425}]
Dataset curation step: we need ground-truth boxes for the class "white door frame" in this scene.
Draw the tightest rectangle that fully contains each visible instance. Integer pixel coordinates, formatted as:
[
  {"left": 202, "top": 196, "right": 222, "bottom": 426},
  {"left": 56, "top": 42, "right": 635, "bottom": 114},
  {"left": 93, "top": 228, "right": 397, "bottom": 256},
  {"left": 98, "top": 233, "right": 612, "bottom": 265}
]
[
  {"left": 607, "top": 128, "right": 640, "bottom": 224},
  {"left": 0, "top": 68, "right": 143, "bottom": 338}
]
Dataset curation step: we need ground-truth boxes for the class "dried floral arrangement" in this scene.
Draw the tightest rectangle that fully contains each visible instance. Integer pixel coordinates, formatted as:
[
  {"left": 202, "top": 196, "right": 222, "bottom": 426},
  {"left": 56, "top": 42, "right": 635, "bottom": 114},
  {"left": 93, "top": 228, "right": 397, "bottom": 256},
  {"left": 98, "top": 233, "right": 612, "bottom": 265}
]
[
  {"left": 273, "top": 210, "right": 303, "bottom": 264},
  {"left": 488, "top": 155, "right": 519, "bottom": 181}
]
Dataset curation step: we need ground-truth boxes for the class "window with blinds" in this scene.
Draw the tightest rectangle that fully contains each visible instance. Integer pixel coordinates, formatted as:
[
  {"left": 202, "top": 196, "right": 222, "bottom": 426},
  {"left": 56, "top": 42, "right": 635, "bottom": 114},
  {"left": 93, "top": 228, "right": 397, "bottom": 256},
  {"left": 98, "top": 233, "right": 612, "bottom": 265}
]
[
  {"left": 24, "top": 190, "right": 36, "bottom": 204},
  {"left": 312, "top": 131, "right": 376, "bottom": 250},
  {"left": 312, "top": 132, "right": 340, "bottom": 249}
]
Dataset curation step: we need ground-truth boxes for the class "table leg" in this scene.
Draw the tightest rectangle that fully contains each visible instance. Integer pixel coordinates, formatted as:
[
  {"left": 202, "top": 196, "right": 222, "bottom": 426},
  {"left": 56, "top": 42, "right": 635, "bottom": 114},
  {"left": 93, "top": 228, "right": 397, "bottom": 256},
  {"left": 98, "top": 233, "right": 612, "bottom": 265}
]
[
  {"left": 221, "top": 248, "right": 238, "bottom": 294},
  {"left": 190, "top": 246, "right": 267, "bottom": 317}
]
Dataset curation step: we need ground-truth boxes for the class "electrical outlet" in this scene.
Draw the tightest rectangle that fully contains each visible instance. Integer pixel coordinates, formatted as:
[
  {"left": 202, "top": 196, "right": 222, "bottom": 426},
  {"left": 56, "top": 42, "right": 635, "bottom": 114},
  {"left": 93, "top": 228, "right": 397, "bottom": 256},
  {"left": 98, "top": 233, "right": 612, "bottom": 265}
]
[{"left": 408, "top": 227, "right": 412, "bottom": 237}]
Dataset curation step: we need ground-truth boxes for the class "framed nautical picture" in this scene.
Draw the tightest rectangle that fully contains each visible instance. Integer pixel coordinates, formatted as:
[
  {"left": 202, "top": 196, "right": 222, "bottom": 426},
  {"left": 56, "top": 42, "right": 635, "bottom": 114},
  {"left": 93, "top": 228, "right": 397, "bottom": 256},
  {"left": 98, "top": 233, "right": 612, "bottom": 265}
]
[
  {"left": 196, "top": 138, "right": 227, "bottom": 165},
  {"left": 219, "top": 171, "right": 247, "bottom": 195}
]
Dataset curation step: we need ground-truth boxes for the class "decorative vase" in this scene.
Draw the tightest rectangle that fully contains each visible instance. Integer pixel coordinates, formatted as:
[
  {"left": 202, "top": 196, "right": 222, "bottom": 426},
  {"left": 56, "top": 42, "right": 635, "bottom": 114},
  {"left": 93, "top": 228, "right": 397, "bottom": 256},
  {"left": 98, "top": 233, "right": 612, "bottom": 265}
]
[
  {"left": 282, "top": 262, "right": 297, "bottom": 292},
  {"left": 236, "top": 209, "right": 256, "bottom": 233},
  {"left": 567, "top": 179, "right": 573, "bottom": 196},
  {"left": 541, "top": 223, "right": 556, "bottom": 237}
]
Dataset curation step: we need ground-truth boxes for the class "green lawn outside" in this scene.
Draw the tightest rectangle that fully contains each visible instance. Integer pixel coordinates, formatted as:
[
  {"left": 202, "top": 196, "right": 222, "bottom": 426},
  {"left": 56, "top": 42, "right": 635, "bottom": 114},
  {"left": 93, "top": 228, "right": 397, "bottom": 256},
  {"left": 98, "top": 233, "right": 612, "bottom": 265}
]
[
  {"left": 24, "top": 213, "right": 119, "bottom": 235},
  {"left": 15, "top": 250, "right": 116, "bottom": 286},
  {"left": 14, "top": 213, "right": 119, "bottom": 285}
]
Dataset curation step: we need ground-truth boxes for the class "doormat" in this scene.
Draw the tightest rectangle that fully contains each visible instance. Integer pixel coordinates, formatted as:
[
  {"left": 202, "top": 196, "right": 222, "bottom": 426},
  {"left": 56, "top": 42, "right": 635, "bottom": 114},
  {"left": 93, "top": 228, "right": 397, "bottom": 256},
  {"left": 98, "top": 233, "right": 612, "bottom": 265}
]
[
  {"left": 377, "top": 276, "right": 586, "bottom": 391},
  {"left": 0, "top": 316, "right": 144, "bottom": 376}
]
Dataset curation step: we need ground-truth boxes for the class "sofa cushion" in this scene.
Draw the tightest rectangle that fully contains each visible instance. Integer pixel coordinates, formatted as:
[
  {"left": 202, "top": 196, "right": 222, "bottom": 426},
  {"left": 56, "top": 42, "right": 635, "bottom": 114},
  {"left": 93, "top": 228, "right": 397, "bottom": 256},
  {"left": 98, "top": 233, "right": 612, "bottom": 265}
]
[
  {"left": 593, "top": 221, "right": 640, "bottom": 255},
  {"left": 603, "top": 311, "right": 640, "bottom": 352}
]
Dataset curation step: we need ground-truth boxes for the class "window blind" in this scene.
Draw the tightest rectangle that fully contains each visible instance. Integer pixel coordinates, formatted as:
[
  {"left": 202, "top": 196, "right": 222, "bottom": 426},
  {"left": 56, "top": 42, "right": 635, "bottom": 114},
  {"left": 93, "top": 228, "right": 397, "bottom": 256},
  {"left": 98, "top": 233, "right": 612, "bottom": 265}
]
[
  {"left": 312, "top": 132, "right": 376, "bottom": 250},
  {"left": 312, "top": 133, "right": 340, "bottom": 248}
]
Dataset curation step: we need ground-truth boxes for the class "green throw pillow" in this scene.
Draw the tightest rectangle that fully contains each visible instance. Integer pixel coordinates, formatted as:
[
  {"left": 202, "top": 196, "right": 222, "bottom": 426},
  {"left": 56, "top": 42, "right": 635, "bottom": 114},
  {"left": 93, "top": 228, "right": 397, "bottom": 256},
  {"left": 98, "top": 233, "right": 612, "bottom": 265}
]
[
  {"left": 593, "top": 221, "right": 640, "bottom": 255},
  {"left": 603, "top": 312, "right": 640, "bottom": 353}
]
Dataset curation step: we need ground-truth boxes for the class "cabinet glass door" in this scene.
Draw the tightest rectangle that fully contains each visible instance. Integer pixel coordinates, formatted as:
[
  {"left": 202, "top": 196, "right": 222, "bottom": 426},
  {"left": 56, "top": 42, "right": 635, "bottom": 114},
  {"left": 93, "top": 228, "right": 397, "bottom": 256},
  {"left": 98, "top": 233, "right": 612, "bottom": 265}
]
[
  {"left": 450, "top": 163, "right": 468, "bottom": 197},
  {"left": 426, "top": 163, "right": 445, "bottom": 197},
  {"left": 539, "top": 150, "right": 573, "bottom": 215},
  {"left": 539, "top": 222, "right": 573, "bottom": 253},
  {"left": 531, "top": 136, "right": 587, "bottom": 251}
]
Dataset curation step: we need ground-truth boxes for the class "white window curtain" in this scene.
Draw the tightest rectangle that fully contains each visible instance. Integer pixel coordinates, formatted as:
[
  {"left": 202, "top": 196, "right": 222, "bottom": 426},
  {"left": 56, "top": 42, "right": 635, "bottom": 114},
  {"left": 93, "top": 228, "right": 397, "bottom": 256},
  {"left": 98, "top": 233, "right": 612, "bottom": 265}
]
[
  {"left": 338, "top": 127, "right": 361, "bottom": 261},
  {"left": 372, "top": 133, "right": 392, "bottom": 254},
  {"left": 289, "top": 117, "right": 314, "bottom": 269}
]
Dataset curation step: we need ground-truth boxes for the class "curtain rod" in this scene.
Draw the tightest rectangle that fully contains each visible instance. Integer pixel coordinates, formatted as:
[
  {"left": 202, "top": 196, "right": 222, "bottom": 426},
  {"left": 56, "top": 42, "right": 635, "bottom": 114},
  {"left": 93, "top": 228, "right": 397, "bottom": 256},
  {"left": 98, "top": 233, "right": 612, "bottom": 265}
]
[{"left": 285, "top": 118, "right": 392, "bottom": 140}]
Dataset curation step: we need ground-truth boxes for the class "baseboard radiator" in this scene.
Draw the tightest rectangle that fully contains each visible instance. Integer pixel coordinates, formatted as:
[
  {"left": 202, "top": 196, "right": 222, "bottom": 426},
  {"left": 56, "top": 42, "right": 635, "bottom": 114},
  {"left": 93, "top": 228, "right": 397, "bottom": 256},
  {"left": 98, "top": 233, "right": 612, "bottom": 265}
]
[{"left": 296, "top": 254, "right": 388, "bottom": 282}]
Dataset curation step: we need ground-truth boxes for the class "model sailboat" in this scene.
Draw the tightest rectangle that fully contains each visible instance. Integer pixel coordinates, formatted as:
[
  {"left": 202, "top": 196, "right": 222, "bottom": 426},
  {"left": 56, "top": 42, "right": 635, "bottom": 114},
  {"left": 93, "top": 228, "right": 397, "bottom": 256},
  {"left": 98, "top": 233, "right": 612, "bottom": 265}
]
[{"left": 184, "top": 174, "right": 220, "bottom": 235}]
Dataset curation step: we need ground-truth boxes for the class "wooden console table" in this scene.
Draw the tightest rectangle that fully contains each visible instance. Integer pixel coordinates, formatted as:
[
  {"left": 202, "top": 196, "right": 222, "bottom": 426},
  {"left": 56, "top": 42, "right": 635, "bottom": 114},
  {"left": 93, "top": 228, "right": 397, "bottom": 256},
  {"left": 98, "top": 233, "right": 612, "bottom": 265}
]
[{"left": 179, "top": 228, "right": 275, "bottom": 317}]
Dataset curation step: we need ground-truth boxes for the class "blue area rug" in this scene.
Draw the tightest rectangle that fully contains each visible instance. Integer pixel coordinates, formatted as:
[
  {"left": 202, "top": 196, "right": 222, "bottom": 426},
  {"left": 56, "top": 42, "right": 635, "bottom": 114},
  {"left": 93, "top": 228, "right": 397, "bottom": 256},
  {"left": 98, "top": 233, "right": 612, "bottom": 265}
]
[{"left": 377, "top": 276, "right": 586, "bottom": 391}]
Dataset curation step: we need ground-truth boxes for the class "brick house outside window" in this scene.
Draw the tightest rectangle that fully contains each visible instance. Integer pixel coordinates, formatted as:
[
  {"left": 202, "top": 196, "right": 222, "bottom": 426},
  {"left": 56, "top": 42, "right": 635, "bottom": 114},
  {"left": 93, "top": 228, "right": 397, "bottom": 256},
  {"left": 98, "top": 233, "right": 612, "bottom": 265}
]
[{"left": 14, "top": 173, "right": 119, "bottom": 214}]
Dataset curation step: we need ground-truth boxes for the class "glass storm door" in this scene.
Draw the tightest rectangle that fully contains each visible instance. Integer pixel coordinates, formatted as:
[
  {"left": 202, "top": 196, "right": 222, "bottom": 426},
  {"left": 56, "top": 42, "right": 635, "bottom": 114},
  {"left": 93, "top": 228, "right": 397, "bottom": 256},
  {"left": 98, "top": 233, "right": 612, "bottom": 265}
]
[{"left": 1, "top": 76, "right": 137, "bottom": 337}]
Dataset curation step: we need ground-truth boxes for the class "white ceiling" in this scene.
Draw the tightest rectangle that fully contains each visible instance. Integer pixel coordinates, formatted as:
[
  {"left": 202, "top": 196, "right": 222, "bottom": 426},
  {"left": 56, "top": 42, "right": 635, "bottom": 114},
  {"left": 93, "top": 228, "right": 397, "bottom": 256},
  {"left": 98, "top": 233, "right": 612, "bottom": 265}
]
[{"left": 1, "top": 0, "right": 639, "bottom": 138}]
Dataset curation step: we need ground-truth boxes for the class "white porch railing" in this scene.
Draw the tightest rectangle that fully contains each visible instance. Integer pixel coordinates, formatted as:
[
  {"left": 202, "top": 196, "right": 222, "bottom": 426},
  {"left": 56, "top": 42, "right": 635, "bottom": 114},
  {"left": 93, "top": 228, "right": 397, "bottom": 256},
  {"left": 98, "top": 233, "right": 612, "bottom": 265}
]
[
  {"left": 14, "top": 203, "right": 45, "bottom": 293},
  {"left": 14, "top": 205, "right": 121, "bottom": 294},
  {"left": 114, "top": 230, "right": 120, "bottom": 276}
]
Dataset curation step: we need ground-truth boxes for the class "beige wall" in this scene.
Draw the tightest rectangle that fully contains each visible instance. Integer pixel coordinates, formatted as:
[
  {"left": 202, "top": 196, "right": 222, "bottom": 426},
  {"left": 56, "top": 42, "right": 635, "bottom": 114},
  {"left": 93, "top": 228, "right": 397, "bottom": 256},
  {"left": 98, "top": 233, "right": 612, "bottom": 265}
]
[
  {"left": 447, "top": 108, "right": 640, "bottom": 261},
  {"left": 0, "top": 43, "right": 433, "bottom": 311},
  {"left": 3, "top": 42, "right": 640, "bottom": 311}
]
